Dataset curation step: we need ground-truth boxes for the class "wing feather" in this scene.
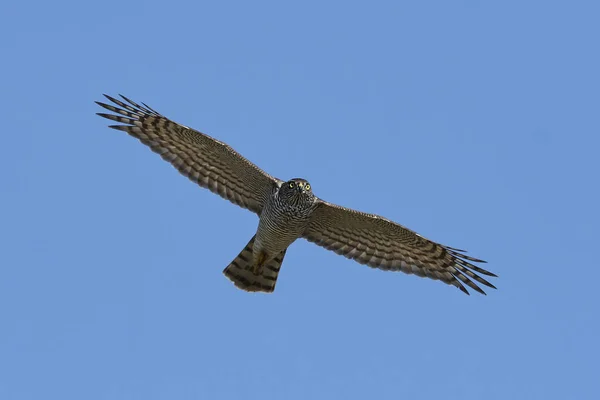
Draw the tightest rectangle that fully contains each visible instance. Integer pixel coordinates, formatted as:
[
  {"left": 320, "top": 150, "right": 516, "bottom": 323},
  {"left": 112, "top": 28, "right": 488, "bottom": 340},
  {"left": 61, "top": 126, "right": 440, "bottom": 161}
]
[
  {"left": 303, "top": 200, "right": 497, "bottom": 295},
  {"left": 96, "top": 94, "right": 281, "bottom": 214}
]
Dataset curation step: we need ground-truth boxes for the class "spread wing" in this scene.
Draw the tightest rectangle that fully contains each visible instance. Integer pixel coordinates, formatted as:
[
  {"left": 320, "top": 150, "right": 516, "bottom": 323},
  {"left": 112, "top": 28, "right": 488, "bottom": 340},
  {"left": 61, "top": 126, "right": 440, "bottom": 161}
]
[
  {"left": 96, "top": 95, "right": 281, "bottom": 215},
  {"left": 303, "top": 200, "right": 497, "bottom": 295}
]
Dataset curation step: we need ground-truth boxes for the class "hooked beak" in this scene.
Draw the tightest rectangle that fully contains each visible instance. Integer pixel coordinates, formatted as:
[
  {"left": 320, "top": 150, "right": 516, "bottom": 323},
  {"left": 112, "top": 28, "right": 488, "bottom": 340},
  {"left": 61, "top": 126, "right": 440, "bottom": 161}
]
[{"left": 296, "top": 182, "right": 307, "bottom": 193}]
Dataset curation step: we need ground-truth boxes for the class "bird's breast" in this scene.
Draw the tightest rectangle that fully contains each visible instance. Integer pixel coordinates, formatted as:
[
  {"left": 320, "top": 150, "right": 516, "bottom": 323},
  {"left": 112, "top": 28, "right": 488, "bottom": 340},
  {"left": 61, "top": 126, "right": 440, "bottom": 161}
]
[{"left": 254, "top": 201, "right": 312, "bottom": 259}]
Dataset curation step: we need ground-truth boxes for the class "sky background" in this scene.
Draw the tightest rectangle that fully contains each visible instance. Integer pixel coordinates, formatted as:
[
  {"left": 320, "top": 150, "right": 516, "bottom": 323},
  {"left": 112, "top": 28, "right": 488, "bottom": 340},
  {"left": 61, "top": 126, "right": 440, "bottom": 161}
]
[{"left": 1, "top": 1, "right": 599, "bottom": 399}]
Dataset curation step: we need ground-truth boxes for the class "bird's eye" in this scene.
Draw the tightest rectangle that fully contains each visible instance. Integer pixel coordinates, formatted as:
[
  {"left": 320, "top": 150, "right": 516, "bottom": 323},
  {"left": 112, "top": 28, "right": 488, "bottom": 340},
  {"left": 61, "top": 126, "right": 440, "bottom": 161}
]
[
  {"left": 305, "top": 184, "right": 311, "bottom": 190},
  {"left": 289, "top": 182, "right": 295, "bottom": 188}
]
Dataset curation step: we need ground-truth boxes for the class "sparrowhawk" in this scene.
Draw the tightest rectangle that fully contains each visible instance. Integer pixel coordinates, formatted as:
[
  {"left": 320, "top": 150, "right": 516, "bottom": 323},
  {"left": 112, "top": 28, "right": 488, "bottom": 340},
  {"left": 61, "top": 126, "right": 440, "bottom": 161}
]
[{"left": 96, "top": 95, "right": 497, "bottom": 295}]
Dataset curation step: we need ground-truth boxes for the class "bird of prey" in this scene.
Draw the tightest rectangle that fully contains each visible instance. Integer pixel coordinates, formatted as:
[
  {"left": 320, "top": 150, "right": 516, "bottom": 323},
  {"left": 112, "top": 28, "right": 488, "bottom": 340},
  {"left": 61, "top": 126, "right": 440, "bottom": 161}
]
[{"left": 96, "top": 94, "right": 497, "bottom": 295}]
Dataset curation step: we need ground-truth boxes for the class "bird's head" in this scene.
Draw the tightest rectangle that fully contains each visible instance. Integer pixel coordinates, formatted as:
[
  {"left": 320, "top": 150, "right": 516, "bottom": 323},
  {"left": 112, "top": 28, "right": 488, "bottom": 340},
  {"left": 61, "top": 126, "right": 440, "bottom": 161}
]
[{"left": 279, "top": 178, "right": 315, "bottom": 205}]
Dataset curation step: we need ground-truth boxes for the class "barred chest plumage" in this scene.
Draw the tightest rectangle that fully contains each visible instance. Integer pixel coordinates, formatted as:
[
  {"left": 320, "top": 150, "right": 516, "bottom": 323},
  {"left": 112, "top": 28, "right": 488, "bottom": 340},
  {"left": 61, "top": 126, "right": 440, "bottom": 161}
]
[{"left": 253, "top": 182, "right": 317, "bottom": 263}]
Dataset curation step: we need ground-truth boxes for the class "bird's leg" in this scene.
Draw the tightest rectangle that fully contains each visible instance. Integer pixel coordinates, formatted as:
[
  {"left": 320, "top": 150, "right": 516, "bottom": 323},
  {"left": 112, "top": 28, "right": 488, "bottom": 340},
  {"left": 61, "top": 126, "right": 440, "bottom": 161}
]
[{"left": 252, "top": 252, "right": 267, "bottom": 275}]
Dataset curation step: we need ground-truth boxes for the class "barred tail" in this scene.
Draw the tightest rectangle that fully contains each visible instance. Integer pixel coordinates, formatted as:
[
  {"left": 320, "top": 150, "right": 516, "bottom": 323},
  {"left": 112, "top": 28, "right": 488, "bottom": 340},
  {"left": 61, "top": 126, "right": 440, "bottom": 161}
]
[{"left": 223, "top": 236, "right": 287, "bottom": 293}]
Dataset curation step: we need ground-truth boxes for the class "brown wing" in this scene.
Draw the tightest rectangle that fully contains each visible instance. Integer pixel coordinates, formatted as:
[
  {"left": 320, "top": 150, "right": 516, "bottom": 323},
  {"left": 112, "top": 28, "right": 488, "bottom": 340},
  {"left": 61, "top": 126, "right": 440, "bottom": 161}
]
[
  {"left": 303, "top": 200, "right": 497, "bottom": 295},
  {"left": 96, "top": 95, "right": 281, "bottom": 215}
]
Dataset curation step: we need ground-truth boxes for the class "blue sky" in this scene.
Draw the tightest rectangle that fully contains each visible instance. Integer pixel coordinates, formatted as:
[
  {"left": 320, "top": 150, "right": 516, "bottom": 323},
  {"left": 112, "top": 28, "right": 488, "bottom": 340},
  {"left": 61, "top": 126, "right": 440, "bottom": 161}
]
[{"left": 1, "top": 0, "right": 599, "bottom": 399}]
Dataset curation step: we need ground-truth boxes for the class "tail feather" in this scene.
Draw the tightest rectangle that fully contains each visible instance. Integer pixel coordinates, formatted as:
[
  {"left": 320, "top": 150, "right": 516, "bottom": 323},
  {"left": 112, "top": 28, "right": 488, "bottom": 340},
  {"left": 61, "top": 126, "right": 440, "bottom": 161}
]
[{"left": 223, "top": 236, "right": 287, "bottom": 293}]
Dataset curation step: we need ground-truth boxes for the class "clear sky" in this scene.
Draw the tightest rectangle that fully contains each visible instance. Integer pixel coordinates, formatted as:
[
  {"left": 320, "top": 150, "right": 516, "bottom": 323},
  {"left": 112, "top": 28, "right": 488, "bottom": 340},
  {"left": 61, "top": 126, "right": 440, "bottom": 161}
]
[{"left": 1, "top": 1, "right": 599, "bottom": 399}]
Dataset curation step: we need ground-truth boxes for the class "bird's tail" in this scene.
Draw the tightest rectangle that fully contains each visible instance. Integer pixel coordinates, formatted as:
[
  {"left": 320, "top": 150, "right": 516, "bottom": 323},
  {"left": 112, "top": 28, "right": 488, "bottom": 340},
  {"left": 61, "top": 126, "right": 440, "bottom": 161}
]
[{"left": 223, "top": 236, "right": 287, "bottom": 293}]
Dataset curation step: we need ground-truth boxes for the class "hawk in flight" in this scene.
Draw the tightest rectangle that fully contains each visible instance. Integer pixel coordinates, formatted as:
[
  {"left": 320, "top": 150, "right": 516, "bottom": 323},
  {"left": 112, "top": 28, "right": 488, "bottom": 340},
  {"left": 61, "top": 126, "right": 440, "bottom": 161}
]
[{"left": 96, "top": 95, "right": 497, "bottom": 295}]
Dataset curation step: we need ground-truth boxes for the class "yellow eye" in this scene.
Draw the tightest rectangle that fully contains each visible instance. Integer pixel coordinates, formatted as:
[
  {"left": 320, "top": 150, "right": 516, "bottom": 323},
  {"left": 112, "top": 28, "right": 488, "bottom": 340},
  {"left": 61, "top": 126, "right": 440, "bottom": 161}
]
[
  {"left": 305, "top": 184, "right": 311, "bottom": 190},
  {"left": 289, "top": 182, "right": 295, "bottom": 188}
]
